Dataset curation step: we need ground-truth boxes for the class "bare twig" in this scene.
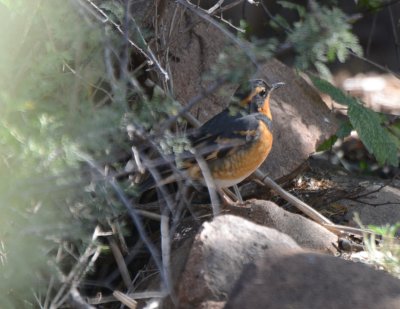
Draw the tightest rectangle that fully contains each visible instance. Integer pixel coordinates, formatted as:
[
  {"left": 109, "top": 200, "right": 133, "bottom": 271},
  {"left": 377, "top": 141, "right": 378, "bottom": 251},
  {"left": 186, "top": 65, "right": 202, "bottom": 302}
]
[
  {"left": 214, "top": 0, "right": 246, "bottom": 14},
  {"left": 81, "top": 0, "right": 169, "bottom": 81},
  {"left": 69, "top": 287, "right": 96, "bottom": 309},
  {"left": 260, "top": 1, "right": 292, "bottom": 34},
  {"left": 108, "top": 237, "right": 132, "bottom": 289},
  {"left": 214, "top": 14, "right": 246, "bottom": 33},
  {"left": 157, "top": 78, "right": 226, "bottom": 133},
  {"left": 130, "top": 14, "right": 170, "bottom": 81},
  {"left": 139, "top": 151, "right": 177, "bottom": 213},
  {"left": 207, "top": 0, "right": 225, "bottom": 14},
  {"left": 388, "top": 6, "right": 400, "bottom": 70},
  {"left": 82, "top": 0, "right": 147, "bottom": 61},
  {"left": 160, "top": 207, "right": 174, "bottom": 303},
  {"left": 195, "top": 152, "right": 221, "bottom": 216},
  {"left": 132, "top": 146, "right": 145, "bottom": 174},
  {"left": 0, "top": 240, "right": 6, "bottom": 266},
  {"left": 136, "top": 209, "right": 163, "bottom": 221},
  {"left": 366, "top": 13, "right": 377, "bottom": 56},
  {"left": 50, "top": 226, "right": 102, "bottom": 308},
  {"left": 348, "top": 50, "right": 400, "bottom": 79},
  {"left": 75, "top": 152, "right": 169, "bottom": 293},
  {"left": 255, "top": 170, "right": 333, "bottom": 225},
  {"left": 104, "top": 240, "right": 144, "bottom": 286},
  {"left": 176, "top": 0, "right": 259, "bottom": 68},
  {"left": 253, "top": 170, "right": 378, "bottom": 238},
  {"left": 113, "top": 291, "right": 137, "bottom": 309},
  {"left": 88, "top": 291, "right": 167, "bottom": 305}
]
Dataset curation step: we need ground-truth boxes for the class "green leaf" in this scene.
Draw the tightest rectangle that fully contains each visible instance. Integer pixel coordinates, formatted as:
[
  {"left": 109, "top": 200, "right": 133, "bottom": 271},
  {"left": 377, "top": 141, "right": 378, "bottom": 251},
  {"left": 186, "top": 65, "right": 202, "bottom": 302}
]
[
  {"left": 309, "top": 75, "right": 357, "bottom": 106},
  {"left": 310, "top": 75, "right": 399, "bottom": 166},
  {"left": 277, "top": 1, "right": 306, "bottom": 17},
  {"left": 327, "top": 47, "right": 336, "bottom": 62},
  {"left": 269, "top": 14, "right": 290, "bottom": 31},
  {"left": 317, "top": 135, "right": 338, "bottom": 151},
  {"left": 314, "top": 61, "right": 332, "bottom": 81},
  {"left": 357, "top": 0, "right": 382, "bottom": 10},
  {"left": 336, "top": 121, "right": 353, "bottom": 138},
  {"left": 348, "top": 103, "right": 398, "bottom": 166}
]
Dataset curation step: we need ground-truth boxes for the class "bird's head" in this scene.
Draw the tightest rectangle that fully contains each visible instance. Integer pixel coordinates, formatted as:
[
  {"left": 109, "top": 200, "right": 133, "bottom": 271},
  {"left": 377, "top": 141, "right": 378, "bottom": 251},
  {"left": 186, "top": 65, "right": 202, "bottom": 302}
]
[{"left": 233, "top": 79, "right": 285, "bottom": 119}]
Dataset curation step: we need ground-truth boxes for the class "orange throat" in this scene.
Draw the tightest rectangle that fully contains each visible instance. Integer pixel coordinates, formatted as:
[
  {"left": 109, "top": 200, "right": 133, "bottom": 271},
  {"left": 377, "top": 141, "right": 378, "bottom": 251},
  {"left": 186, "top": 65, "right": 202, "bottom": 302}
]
[{"left": 259, "top": 94, "right": 272, "bottom": 120}]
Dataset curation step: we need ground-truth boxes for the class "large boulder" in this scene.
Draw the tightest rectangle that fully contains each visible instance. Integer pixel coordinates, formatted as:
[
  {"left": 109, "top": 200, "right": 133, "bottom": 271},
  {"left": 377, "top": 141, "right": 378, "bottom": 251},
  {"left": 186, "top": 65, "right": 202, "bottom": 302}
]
[
  {"left": 226, "top": 249, "right": 400, "bottom": 309},
  {"left": 174, "top": 214, "right": 300, "bottom": 308}
]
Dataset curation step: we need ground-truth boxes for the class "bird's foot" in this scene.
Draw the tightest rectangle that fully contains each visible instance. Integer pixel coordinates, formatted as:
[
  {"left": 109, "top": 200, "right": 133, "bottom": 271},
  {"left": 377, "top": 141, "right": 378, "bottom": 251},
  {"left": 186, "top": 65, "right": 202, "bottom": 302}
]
[{"left": 218, "top": 189, "right": 248, "bottom": 208}]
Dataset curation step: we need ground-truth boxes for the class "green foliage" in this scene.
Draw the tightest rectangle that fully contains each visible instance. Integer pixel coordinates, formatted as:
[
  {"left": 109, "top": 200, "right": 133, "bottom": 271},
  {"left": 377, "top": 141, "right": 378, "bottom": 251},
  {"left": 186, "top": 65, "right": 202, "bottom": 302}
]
[
  {"left": 336, "top": 120, "right": 353, "bottom": 138},
  {"left": 0, "top": 0, "right": 394, "bottom": 305},
  {"left": 357, "top": 0, "right": 383, "bottom": 10},
  {"left": 0, "top": 1, "right": 131, "bottom": 306},
  {"left": 317, "top": 135, "right": 338, "bottom": 151},
  {"left": 310, "top": 75, "right": 399, "bottom": 166},
  {"left": 0, "top": 0, "right": 10, "bottom": 8},
  {"left": 356, "top": 214, "right": 400, "bottom": 279},
  {"left": 317, "top": 120, "right": 353, "bottom": 151},
  {"left": 277, "top": 1, "right": 306, "bottom": 16},
  {"left": 387, "top": 119, "right": 400, "bottom": 149},
  {"left": 368, "top": 223, "right": 400, "bottom": 238},
  {"left": 277, "top": 1, "right": 362, "bottom": 79}
]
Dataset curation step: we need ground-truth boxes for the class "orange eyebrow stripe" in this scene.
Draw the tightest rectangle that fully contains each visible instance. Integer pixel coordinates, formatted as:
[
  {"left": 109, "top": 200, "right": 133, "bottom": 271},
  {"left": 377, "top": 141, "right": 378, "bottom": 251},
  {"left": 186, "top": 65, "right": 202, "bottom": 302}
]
[{"left": 239, "top": 86, "right": 265, "bottom": 106}]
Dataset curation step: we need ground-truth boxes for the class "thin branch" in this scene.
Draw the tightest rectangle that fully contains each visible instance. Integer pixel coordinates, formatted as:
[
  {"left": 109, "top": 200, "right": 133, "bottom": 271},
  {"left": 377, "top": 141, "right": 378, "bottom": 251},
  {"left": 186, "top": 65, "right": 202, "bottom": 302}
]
[
  {"left": 366, "top": 13, "right": 377, "bottom": 57},
  {"left": 88, "top": 291, "right": 167, "bottom": 305},
  {"left": 253, "top": 170, "right": 378, "bottom": 238},
  {"left": 113, "top": 291, "right": 137, "bottom": 309},
  {"left": 260, "top": 1, "right": 292, "bottom": 34},
  {"left": 81, "top": 0, "right": 169, "bottom": 81},
  {"left": 255, "top": 170, "right": 333, "bottom": 225},
  {"left": 388, "top": 5, "right": 400, "bottom": 70},
  {"left": 214, "top": 0, "right": 246, "bottom": 14},
  {"left": 50, "top": 226, "right": 101, "bottom": 308},
  {"left": 160, "top": 207, "right": 174, "bottom": 303},
  {"left": 82, "top": 0, "right": 147, "bottom": 61},
  {"left": 214, "top": 14, "right": 246, "bottom": 33},
  {"left": 176, "top": 0, "right": 260, "bottom": 68},
  {"left": 108, "top": 236, "right": 132, "bottom": 289},
  {"left": 130, "top": 14, "right": 170, "bottom": 81},
  {"left": 104, "top": 240, "right": 144, "bottom": 286},
  {"left": 75, "top": 152, "right": 169, "bottom": 293},
  {"left": 68, "top": 287, "right": 96, "bottom": 309},
  {"left": 348, "top": 50, "right": 400, "bottom": 79},
  {"left": 194, "top": 152, "right": 221, "bottom": 216},
  {"left": 207, "top": 0, "right": 225, "bottom": 14},
  {"left": 157, "top": 78, "right": 226, "bottom": 133}
]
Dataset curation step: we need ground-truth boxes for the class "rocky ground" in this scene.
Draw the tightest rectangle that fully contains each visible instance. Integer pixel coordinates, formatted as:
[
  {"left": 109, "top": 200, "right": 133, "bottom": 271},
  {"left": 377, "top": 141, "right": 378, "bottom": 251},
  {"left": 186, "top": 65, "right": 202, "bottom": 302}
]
[
  {"left": 131, "top": 155, "right": 400, "bottom": 309},
  {"left": 125, "top": 3, "right": 400, "bottom": 308}
]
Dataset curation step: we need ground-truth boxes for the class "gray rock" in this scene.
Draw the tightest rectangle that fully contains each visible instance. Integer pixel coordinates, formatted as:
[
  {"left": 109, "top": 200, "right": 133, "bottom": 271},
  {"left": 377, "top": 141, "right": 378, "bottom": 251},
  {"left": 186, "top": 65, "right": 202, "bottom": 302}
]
[
  {"left": 226, "top": 200, "right": 338, "bottom": 253},
  {"left": 226, "top": 249, "right": 400, "bottom": 309},
  {"left": 344, "top": 183, "right": 400, "bottom": 226},
  {"left": 176, "top": 215, "right": 300, "bottom": 308}
]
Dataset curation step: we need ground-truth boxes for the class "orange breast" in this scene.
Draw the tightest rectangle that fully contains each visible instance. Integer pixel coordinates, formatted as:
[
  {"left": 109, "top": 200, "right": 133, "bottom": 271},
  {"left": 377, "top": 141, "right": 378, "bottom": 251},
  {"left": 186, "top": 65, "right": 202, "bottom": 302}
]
[{"left": 211, "top": 121, "right": 273, "bottom": 187}]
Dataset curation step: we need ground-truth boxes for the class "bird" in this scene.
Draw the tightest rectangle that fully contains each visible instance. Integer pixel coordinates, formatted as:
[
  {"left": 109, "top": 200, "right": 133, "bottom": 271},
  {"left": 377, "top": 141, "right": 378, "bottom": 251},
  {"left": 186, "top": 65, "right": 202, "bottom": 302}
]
[{"left": 140, "top": 79, "right": 285, "bottom": 204}]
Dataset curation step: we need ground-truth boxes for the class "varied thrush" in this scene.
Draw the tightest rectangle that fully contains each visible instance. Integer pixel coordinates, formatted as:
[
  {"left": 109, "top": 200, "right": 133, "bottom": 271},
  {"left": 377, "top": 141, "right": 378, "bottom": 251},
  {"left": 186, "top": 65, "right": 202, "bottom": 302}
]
[{"left": 140, "top": 79, "right": 284, "bottom": 199}]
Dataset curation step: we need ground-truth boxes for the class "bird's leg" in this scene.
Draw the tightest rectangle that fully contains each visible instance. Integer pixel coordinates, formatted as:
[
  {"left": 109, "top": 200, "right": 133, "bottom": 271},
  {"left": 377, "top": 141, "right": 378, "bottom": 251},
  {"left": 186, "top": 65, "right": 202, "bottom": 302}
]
[
  {"left": 218, "top": 188, "right": 245, "bottom": 207},
  {"left": 232, "top": 185, "right": 243, "bottom": 203},
  {"left": 218, "top": 188, "right": 237, "bottom": 206}
]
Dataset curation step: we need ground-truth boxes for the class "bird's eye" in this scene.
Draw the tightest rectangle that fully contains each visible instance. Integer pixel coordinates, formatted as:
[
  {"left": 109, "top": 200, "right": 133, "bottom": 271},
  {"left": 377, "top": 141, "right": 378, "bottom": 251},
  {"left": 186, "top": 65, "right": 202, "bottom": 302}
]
[{"left": 259, "top": 89, "right": 266, "bottom": 97}]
